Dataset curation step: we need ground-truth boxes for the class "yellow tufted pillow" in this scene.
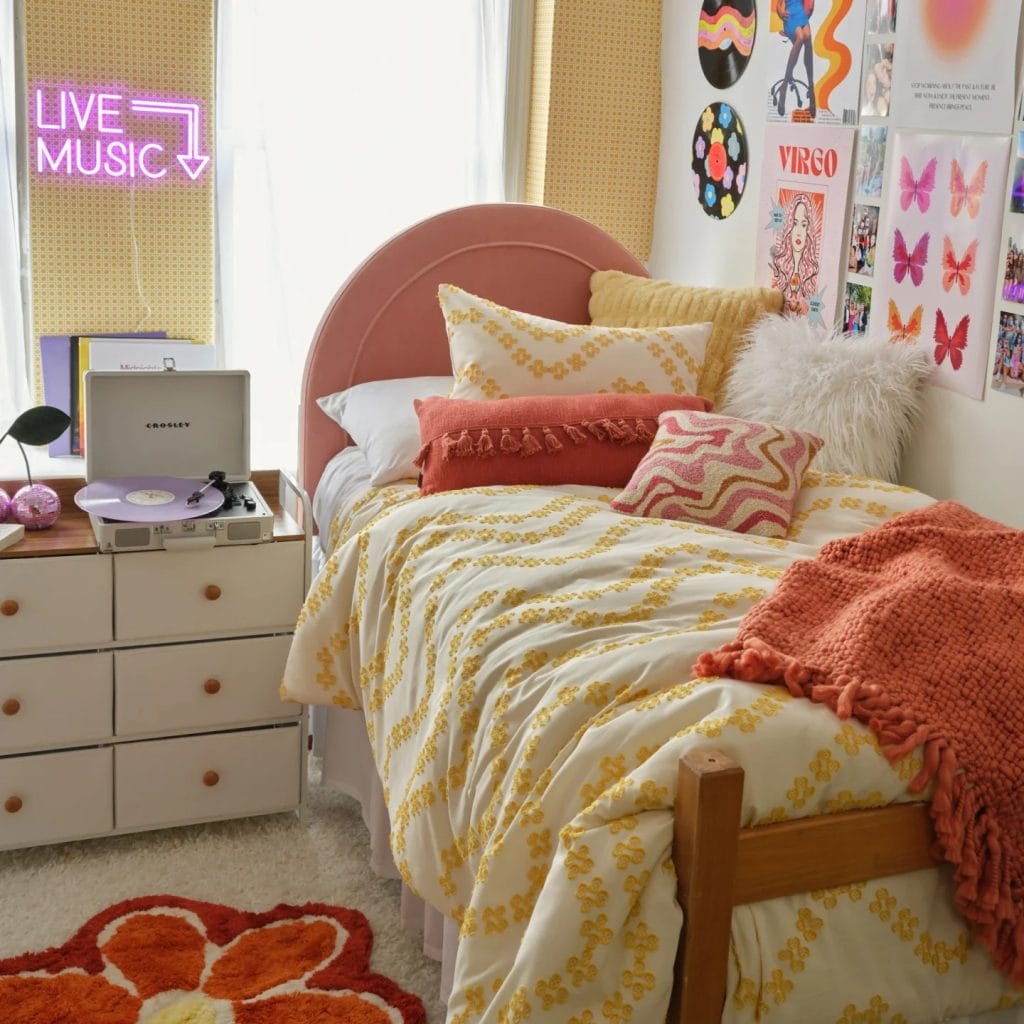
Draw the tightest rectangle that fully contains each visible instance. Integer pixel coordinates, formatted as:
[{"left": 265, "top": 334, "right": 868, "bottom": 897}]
[
  {"left": 440, "top": 284, "right": 713, "bottom": 401},
  {"left": 588, "top": 270, "right": 784, "bottom": 407}
]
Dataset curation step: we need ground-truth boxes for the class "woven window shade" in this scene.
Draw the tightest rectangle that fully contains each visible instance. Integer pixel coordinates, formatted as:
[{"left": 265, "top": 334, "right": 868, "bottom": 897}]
[{"left": 524, "top": 0, "right": 662, "bottom": 261}]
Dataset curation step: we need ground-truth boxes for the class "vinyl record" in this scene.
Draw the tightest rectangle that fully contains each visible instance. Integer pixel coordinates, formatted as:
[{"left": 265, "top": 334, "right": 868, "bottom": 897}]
[
  {"left": 692, "top": 102, "right": 748, "bottom": 221},
  {"left": 74, "top": 476, "right": 223, "bottom": 522},
  {"left": 697, "top": 0, "right": 757, "bottom": 90}
]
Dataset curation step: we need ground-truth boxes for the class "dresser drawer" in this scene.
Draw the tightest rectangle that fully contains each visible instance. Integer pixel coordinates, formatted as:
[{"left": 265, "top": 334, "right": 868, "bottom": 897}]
[
  {"left": 0, "top": 652, "right": 112, "bottom": 754},
  {"left": 0, "top": 747, "right": 113, "bottom": 849},
  {"left": 113, "top": 543, "right": 304, "bottom": 642},
  {"left": 115, "top": 725, "right": 301, "bottom": 830},
  {"left": 0, "top": 555, "right": 112, "bottom": 656},
  {"left": 115, "top": 635, "right": 299, "bottom": 737}
]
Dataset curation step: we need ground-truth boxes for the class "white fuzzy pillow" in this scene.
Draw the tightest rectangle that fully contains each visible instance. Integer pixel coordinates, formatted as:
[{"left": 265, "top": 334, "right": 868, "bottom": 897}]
[{"left": 720, "top": 315, "right": 930, "bottom": 482}]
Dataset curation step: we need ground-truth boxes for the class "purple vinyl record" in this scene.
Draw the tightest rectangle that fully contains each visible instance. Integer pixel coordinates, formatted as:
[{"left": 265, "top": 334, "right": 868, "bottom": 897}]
[{"left": 74, "top": 476, "right": 223, "bottom": 522}]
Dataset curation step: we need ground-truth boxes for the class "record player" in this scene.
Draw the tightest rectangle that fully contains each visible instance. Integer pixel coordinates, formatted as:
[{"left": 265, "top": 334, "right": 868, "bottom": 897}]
[{"left": 76, "top": 370, "right": 274, "bottom": 552}]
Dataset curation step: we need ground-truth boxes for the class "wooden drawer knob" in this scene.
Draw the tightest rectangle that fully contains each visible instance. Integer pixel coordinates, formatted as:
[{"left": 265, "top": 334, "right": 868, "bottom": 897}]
[
  {"left": 204, "top": 584, "right": 222, "bottom": 601},
  {"left": 203, "top": 770, "right": 220, "bottom": 787},
  {"left": 4, "top": 796, "right": 22, "bottom": 813},
  {"left": 2, "top": 698, "right": 20, "bottom": 716},
  {"left": 203, "top": 678, "right": 221, "bottom": 695},
  {"left": 0, "top": 600, "right": 18, "bottom": 617}
]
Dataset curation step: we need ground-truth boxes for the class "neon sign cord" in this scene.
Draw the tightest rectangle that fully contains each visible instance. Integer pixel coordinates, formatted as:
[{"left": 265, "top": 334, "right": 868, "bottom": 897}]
[{"left": 128, "top": 180, "right": 152, "bottom": 331}]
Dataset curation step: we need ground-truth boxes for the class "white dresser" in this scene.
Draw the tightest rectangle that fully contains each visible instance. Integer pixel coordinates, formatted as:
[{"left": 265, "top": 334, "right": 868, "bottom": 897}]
[{"left": 0, "top": 470, "right": 310, "bottom": 850}]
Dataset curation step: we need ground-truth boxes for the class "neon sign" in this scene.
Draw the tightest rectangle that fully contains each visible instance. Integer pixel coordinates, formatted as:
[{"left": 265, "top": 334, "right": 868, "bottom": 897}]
[{"left": 33, "top": 85, "right": 210, "bottom": 183}]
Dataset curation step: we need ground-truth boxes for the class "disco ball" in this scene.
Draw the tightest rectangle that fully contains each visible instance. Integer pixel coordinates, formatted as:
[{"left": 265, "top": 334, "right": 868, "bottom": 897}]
[
  {"left": 0, "top": 487, "right": 9, "bottom": 523},
  {"left": 10, "top": 483, "right": 61, "bottom": 530}
]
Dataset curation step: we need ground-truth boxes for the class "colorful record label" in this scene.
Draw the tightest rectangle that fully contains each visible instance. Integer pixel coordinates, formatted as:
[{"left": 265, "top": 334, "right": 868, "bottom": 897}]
[
  {"left": 692, "top": 102, "right": 748, "bottom": 220},
  {"left": 697, "top": 0, "right": 757, "bottom": 89}
]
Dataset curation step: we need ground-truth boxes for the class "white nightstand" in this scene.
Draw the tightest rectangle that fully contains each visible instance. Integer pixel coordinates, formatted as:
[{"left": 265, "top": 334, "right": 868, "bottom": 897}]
[{"left": 0, "top": 469, "right": 310, "bottom": 850}]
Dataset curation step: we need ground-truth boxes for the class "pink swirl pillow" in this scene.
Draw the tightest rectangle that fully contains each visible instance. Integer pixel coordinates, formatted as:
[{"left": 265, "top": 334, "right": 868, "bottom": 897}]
[
  {"left": 414, "top": 393, "right": 713, "bottom": 495},
  {"left": 611, "top": 410, "right": 823, "bottom": 537}
]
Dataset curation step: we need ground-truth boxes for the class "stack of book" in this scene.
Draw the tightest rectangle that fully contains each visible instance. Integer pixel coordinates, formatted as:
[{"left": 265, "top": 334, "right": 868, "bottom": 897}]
[{"left": 39, "top": 334, "right": 217, "bottom": 456}]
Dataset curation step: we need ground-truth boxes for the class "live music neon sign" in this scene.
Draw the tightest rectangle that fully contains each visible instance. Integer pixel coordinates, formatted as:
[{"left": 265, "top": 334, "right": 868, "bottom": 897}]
[{"left": 33, "top": 85, "right": 210, "bottom": 183}]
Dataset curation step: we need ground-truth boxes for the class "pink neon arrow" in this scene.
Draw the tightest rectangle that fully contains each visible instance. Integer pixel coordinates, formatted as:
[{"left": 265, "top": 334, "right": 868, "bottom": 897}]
[{"left": 130, "top": 99, "right": 210, "bottom": 179}]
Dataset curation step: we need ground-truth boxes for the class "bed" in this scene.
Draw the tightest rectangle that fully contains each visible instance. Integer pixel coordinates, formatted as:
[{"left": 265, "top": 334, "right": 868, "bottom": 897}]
[{"left": 285, "top": 203, "right": 1024, "bottom": 1024}]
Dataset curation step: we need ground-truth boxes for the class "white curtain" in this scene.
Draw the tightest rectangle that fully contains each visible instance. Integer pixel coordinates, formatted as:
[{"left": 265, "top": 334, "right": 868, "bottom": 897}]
[
  {"left": 0, "top": 0, "right": 30, "bottom": 433},
  {"left": 217, "top": 0, "right": 514, "bottom": 474}
]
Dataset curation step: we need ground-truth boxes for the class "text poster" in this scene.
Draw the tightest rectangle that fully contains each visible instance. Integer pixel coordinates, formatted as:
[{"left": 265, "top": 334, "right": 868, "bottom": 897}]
[
  {"left": 873, "top": 130, "right": 1010, "bottom": 399},
  {"left": 890, "top": 0, "right": 1019, "bottom": 135},
  {"left": 756, "top": 123, "right": 856, "bottom": 324},
  {"left": 765, "top": 0, "right": 867, "bottom": 126}
]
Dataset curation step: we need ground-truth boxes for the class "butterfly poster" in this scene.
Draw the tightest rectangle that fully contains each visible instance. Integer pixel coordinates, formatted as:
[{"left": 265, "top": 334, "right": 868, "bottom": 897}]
[
  {"left": 765, "top": 0, "right": 867, "bottom": 126},
  {"left": 755, "top": 122, "right": 856, "bottom": 324},
  {"left": 873, "top": 129, "right": 1011, "bottom": 399},
  {"left": 890, "top": 0, "right": 1019, "bottom": 135}
]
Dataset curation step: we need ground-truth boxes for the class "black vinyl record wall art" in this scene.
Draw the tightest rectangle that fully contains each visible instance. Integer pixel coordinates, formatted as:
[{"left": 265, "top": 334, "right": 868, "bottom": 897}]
[
  {"left": 692, "top": 102, "right": 748, "bottom": 221},
  {"left": 697, "top": 0, "right": 757, "bottom": 89}
]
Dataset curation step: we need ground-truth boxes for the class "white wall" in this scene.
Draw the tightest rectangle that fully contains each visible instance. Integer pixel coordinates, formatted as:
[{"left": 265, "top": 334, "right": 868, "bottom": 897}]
[{"left": 650, "top": 1, "right": 1024, "bottom": 527}]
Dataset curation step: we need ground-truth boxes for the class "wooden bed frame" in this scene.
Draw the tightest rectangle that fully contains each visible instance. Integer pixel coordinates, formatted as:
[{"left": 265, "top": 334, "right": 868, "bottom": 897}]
[{"left": 299, "top": 203, "right": 942, "bottom": 1024}]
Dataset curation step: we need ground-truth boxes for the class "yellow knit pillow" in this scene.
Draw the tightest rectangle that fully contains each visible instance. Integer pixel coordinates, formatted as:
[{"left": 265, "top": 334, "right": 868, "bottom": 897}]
[{"left": 588, "top": 271, "right": 784, "bottom": 406}]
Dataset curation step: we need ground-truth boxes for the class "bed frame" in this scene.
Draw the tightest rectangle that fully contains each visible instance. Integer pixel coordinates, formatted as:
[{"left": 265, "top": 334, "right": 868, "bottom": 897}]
[{"left": 299, "top": 202, "right": 942, "bottom": 1024}]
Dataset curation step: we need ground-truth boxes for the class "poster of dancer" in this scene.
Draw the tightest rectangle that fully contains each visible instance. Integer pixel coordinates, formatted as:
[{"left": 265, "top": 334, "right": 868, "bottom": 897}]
[
  {"left": 765, "top": 0, "right": 867, "bottom": 125},
  {"left": 873, "top": 129, "right": 1011, "bottom": 399},
  {"left": 756, "top": 123, "right": 856, "bottom": 323},
  {"left": 890, "top": 0, "right": 1019, "bottom": 134}
]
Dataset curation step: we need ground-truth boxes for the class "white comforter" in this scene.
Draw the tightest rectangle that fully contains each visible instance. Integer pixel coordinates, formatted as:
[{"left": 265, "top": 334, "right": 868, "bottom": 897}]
[{"left": 283, "top": 472, "right": 1022, "bottom": 1023}]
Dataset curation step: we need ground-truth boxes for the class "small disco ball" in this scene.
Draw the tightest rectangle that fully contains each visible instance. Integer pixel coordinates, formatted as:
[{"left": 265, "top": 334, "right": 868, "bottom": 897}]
[
  {"left": 10, "top": 483, "right": 61, "bottom": 530},
  {"left": 0, "top": 487, "right": 9, "bottom": 523}
]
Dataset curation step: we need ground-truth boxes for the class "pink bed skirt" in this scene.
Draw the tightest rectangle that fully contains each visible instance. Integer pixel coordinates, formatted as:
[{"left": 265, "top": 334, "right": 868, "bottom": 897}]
[{"left": 319, "top": 706, "right": 458, "bottom": 1006}]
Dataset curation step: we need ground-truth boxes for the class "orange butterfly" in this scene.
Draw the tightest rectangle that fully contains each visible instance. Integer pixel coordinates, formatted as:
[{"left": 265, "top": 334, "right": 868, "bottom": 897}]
[
  {"left": 941, "top": 236, "right": 978, "bottom": 295},
  {"left": 949, "top": 159, "right": 987, "bottom": 219},
  {"left": 887, "top": 299, "right": 924, "bottom": 344}
]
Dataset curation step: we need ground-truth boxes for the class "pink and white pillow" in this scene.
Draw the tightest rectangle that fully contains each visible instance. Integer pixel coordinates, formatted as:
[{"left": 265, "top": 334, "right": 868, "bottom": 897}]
[{"left": 611, "top": 410, "right": 823, "bottom": 538}]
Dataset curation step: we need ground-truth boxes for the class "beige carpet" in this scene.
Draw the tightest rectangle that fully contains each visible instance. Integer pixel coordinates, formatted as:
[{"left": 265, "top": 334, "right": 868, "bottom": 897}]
[{"left": 0, "top": 760, "right": 445, "bottom": 1022}]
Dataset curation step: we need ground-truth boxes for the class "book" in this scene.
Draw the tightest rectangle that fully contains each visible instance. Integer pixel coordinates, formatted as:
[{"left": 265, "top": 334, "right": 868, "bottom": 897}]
[{"left": 0, "top": 523, "right": 25, "bottom": 553}]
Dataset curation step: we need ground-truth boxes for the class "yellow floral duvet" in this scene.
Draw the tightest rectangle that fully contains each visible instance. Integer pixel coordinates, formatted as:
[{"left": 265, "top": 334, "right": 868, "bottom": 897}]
[{"left": 282, "top": 472, "right": 1022, "bottom": 1024}]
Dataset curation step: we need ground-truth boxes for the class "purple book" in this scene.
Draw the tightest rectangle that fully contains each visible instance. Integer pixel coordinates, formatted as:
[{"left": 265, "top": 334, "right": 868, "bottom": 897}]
[{"left": 39, "top": 332, "right": 166, "bottom": 456}]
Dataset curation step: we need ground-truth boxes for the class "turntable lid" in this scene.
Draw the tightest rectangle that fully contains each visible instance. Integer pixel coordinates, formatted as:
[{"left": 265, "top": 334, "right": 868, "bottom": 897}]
[{"left": 85, "top": 370, "right": 251, "bottom": 484}]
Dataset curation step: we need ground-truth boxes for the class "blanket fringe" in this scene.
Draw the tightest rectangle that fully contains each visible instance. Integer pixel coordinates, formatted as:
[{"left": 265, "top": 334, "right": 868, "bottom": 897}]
[{"left": 693, "top": 634, "right": 1024, "bottom": 985}]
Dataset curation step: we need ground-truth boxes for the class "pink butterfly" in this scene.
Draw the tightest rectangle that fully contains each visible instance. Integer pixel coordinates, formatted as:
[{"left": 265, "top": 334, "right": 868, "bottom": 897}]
[
  {"left": 941, "top": 236, "right": 978, "bottom": 295},
  {"left": 934, "top": 309, "right": 969, "bottom": 371},
  {"left": 949, "top": 159, "right": 987, "bottom": 219},
  {"left": 892, "top": 228, "right": 929, "bottom": 287},
  {"left": 899, "top": 156, "right": 938, "bottom": 214}
]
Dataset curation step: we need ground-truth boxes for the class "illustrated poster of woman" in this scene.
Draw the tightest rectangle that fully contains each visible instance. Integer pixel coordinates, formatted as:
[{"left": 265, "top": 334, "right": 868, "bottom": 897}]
[{"left": 770, "top": 189, "right": 824, "bottom": 315}]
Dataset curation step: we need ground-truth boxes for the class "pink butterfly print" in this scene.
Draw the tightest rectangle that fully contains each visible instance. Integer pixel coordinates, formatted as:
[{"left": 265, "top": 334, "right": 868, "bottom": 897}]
[
  {"left": 899, "top": 156, "right": 938, "bottom": 214},
  {"left": 892, "top": 228, "right": 930, "bottom": 287}
]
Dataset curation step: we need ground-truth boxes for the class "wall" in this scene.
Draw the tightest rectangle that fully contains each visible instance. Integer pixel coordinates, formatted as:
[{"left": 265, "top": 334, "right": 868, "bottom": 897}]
[
  {"left": 20, "top": 0, "right": 215, "bottom": 393},
  {"left": 650, "top": 1, "right": 1024, "bottom": 527}
]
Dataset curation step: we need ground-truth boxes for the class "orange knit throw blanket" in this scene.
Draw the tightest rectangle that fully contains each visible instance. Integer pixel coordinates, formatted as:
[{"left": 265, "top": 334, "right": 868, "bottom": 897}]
[{"left": 694, "top": 501, "right": 1024, "bottom": 984}]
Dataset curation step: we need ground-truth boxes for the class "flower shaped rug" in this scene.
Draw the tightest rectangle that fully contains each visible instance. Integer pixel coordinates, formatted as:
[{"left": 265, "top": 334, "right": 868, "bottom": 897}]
[{"left": 0, "top": 895, "right": 425, "bottom": 1023}]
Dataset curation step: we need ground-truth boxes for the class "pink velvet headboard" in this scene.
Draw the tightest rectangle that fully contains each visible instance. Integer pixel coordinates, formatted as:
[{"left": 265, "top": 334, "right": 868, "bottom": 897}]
[{"left": 300, "top": 203, "right": 650, "bottom": 496}]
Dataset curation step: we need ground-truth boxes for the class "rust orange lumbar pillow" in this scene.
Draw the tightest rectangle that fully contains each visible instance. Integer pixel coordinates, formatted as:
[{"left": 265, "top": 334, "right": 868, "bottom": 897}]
[
  {"left": 0, "top": 894, "right": 425, "bottom": 1024},
  {"left": 413, "top": 392, "right": 713, "bottom": 495},
  {"left": 611, "top": 409, "right": 823, "bottom": 538}
]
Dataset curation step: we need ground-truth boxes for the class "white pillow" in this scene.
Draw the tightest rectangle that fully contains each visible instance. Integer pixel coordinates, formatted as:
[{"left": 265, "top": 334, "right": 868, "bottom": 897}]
[
  {"left": 720, "top": 315, "right": 930, "bottom": 482},
  {"left": 316, "top": 376, "right": 454, "bottom": 485},
  {"left": 439, "top": 284, "right": 713, "bottom": 401}
]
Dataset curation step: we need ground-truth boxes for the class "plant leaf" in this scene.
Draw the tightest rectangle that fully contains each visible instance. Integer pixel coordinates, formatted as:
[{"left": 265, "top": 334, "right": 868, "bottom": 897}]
[{"left": 5, "top": 405, "right": 71, "bottom": 446}]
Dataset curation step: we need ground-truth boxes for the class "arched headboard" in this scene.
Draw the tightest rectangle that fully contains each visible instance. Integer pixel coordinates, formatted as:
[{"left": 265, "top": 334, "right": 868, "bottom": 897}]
[{"left": 300, "top": 203, "right": 650, "bottom": 495}]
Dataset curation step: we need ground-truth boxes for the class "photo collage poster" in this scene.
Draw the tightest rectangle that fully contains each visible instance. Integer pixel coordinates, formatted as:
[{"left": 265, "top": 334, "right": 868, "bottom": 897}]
[
  {"left": 764, "top": 0, "right": 867, "bottom": 126},
  {"left": 992, "top": 114, "right": 1024, "bottom": 399},
  {"left": 844, "top": 0, "right": 896, "bottom": 335},
  {"left": 874, "top": 129, "right": 1011, "bottom": 400},
  {"left": 756, "top": 122, "right": 856, "bottom": 325}
]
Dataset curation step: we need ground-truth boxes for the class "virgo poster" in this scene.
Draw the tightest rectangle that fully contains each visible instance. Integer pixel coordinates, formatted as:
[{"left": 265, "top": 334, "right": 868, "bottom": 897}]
[
  {"left": 765, "top": 0, "right": 867, "bottom": 125},
  {"left": 873, "top": 130, "right": 1010, "bottom": 399},
  {"left": 890, "top": 0, "right": 1019, "bottom": 134},
  {"left": 756, "top": 123, "right": 856, "bottom": 324}
]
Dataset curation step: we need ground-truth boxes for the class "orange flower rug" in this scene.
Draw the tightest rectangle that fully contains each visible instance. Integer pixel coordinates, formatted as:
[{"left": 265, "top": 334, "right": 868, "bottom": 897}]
[{"left": 0, "top": 895, "right": 426, "bottom": 1023}]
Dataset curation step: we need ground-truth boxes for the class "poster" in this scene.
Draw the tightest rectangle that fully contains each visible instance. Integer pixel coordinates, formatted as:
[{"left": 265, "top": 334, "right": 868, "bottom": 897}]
[
  {"left": 756, "top": 123, "right": 856, "bottom": 324},
  {"left": 873, "top": 130, "right": 1011, "bottom": 399},
  {"left": 765, "top": 0, "right": 867, "bottom": 125},
  {"left": 890, "top": 0, "right": 1019, "bottom": 134}
]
